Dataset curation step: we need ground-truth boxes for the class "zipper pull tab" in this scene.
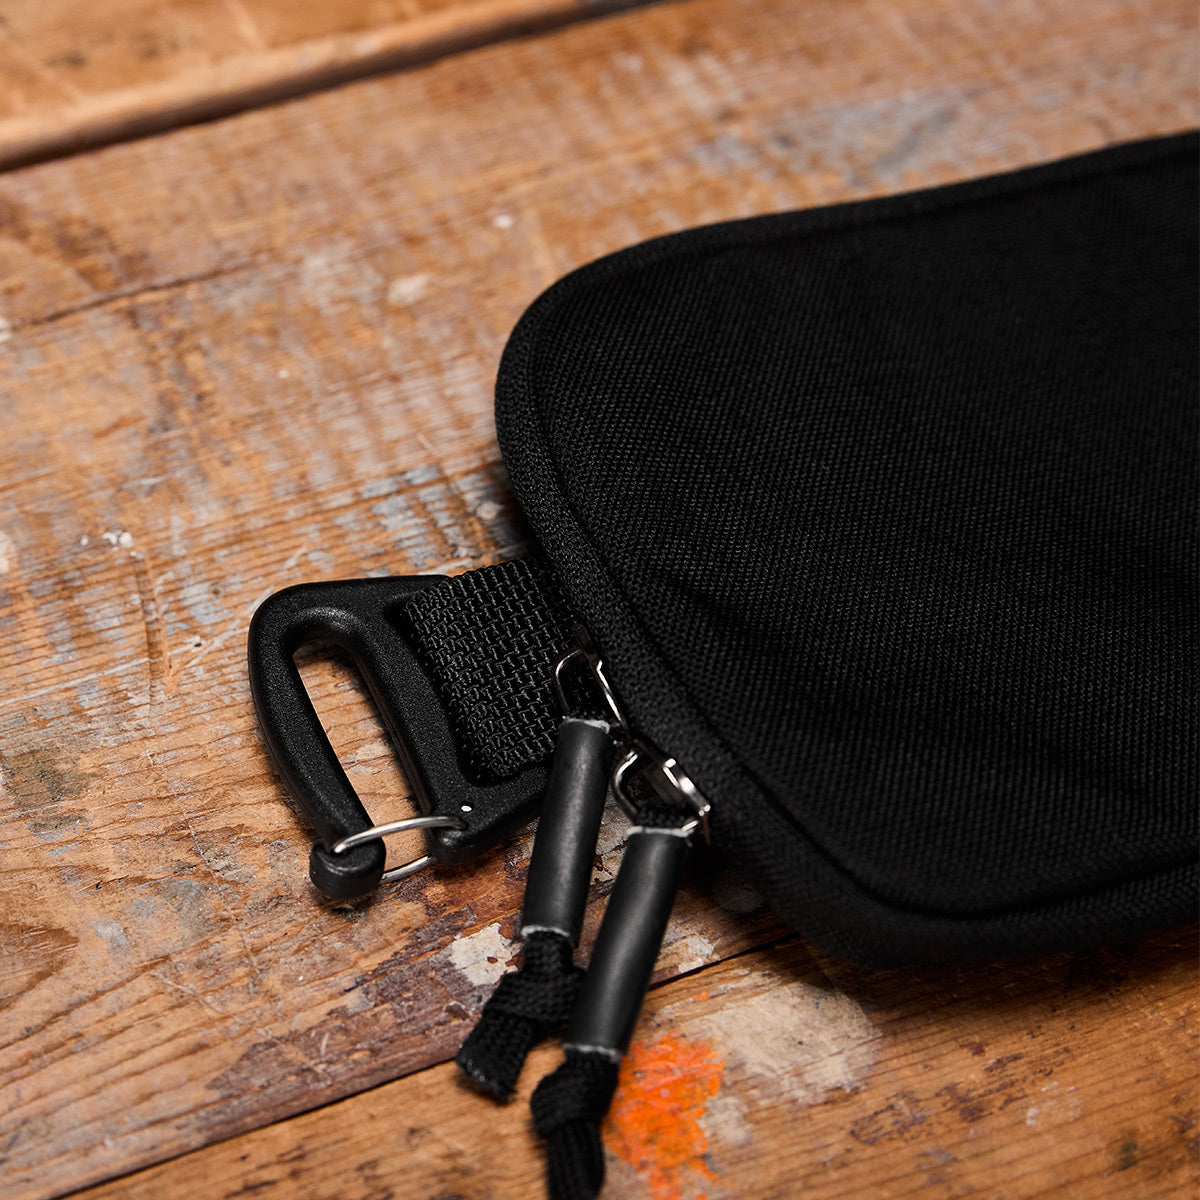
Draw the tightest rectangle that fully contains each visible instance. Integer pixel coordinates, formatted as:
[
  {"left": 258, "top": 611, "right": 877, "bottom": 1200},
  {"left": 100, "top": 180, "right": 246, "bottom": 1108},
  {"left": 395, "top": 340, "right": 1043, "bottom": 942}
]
[
  {"left": 456, "top": 651, "right": 615, "bottom": 1099},
  {"left": 526, "top": 640, "right": 711, "bottom": 1197},
  {"left": 520, "top": 716, "right": 616, "bottom": 941},
  {"left": 530, "top": 797, "right": 701, "bottom": 1200}
]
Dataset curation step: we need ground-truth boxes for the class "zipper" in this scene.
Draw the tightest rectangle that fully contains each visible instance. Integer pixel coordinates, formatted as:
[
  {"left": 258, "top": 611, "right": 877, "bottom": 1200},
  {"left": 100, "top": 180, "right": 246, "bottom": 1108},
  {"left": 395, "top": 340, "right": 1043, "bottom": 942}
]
[
  {"left": 549, "top": 635, "right": 711, "bottom": 1051},
  {"left": 458, "top": 632, "right": 711, "bottom": 1200},
  {"left": 558, "top": 632, "right": 712, "bottom": 841}
]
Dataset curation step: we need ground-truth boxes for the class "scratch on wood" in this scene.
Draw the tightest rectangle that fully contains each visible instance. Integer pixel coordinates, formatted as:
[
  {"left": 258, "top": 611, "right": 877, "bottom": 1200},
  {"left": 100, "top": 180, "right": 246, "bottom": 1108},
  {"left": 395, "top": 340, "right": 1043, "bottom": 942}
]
[
  {"left": 129, "top": 551, "right": 170, "bottom": 703},
  {"left": 0, "top": 32, "right": 87, "bottom": 104},
  {"left": 0, "top": 657, "right": 150, "bottom": 712},
  {"left": 4, "top": 262, "right": 260, "bottom": 334},
  {"left": 140, "top": 747, "right": 286, "bottom": 1028},
  {"left": 175, "top": 546, "right": 308, "bottom": 683},
  {"left": 150, "top": 965, "right": 226, "bottom": 1017},
  {"left": 219, "top": 0, "right": 268, "bottom": 51}
]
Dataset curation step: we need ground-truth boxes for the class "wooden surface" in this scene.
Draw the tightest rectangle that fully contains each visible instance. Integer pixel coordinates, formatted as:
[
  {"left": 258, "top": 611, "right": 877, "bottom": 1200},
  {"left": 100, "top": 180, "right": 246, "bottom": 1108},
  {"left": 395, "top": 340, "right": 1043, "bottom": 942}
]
[
  {"left": 79, "top": 930, "right": 1199, "bottom": 1199},
  {"left": 0, "top": 0, "right": 636, "bottom": 169},
  {"left": 0, "top": 0, "right": 1195, "bottom": 1196}
]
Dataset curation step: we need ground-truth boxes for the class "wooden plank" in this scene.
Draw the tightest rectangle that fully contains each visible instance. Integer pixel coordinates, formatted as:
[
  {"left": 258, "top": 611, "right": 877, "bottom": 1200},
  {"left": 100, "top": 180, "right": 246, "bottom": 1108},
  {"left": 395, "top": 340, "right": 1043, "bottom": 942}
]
[
  {"left": 0, "top": 0, "right": 637, "bottom": 170},
  {"left": 0, "top": 0, "right": 1195, "bottom": 1195},
  {"left": 76, "top": 928, "right": 1200, "bottom": 1199}
]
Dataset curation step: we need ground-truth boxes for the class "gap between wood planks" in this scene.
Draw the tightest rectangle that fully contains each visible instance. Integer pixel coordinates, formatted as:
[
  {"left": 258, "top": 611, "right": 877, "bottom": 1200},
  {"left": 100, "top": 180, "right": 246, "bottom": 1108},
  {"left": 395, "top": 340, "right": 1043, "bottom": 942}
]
[{"left": 0, "top": 0, "right": 649, "bottom": 173}]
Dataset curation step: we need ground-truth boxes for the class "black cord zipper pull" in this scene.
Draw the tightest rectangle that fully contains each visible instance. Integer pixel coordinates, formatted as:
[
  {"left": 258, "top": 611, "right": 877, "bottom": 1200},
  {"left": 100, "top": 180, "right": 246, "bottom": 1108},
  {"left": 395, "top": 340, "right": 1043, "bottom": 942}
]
[
  {"left": 456, "top": 651, "right": 615, "bottom": 1099},
  {"left": 530, "top": 803, "right": 695, "bottom": 1200},
  {"left": 456, "top": 632, "right": 712, "bottom": 1198}
]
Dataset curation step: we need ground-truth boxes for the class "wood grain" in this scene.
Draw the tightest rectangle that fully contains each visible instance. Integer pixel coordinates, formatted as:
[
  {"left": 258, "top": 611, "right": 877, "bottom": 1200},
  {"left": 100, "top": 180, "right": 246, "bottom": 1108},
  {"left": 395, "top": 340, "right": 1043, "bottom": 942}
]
[
  {"left": 0, "top": 0, "right": 637, "bottom": 170},
  {"left": 0, "top": 0, "right": 1195, "bottom": 1195},
  {"left": 77, "top": 929, "right": 1200, "bottom": 1199}
]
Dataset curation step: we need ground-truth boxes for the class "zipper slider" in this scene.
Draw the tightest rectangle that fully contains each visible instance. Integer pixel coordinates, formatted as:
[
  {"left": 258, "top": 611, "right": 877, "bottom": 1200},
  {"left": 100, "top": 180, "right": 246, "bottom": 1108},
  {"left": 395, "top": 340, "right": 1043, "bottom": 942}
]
[
  {"left": 552, "top": 629, "right": 626, "bottom": 729},
  {"left": 566, "top": 627, "right": 712, "bottom": 843},
  {"left": 612, "top": 742, "right": 712, "bottom": 844}
]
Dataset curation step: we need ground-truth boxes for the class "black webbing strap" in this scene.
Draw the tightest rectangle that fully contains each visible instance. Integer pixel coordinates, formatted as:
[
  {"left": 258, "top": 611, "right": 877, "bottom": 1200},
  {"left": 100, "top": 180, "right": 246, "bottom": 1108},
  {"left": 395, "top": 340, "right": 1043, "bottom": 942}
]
[{"left": 402, "top": 557, "right": 575, "bottom": 782}]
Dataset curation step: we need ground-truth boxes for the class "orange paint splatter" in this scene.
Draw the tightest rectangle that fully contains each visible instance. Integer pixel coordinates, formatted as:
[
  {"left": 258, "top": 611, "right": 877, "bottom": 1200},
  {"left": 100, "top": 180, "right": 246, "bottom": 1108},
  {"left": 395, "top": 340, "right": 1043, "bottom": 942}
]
[{"left": 605, "top": 1032, "right": 725, "bottom": 1200}]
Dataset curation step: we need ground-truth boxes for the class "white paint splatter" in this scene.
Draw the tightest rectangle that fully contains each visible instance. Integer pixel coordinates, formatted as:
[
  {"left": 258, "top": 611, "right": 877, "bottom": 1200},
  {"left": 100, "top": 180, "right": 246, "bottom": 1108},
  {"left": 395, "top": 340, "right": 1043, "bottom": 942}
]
[
  {"left": 386, "top": 273, "right": 432, "bottom": 307},
  {"left": 79, "top": 535, "right": 90, "bottom": 547},
  {"left": 0, "top": 316, "right": 11, "bottom": 345},
  {"left": 102, "top": 530, "right": 134, "bottom": 549},
  {"left": 664, "top": 930, "right": 716, "bottom": 973},
  {"left": 278, "top": 368, "right": 290, "bottom": 379},
  {"left": 370, "top": 492, "right": 416, "bottom": 534},
  {"left": 701, "top": 1091, "right": 752, "bottom": 1146},
  {"left": 169, "top": 514, "right": 189, "bottom": 559},
  {"left": 299, "top": 241, "right": 383, "bottom": 314},
  {"left": 0, "top": 530, "right": 15, "bottom": 575},
  {"left": 1025, "top": 1081, "right": 1081, "bottom": 1125},
  {"left": 94, "top": 918, "right": 129, "bottom": 949},
  {"left": 687, "top": 970, "right": 878, "bottom": 1105},
  {"left": 475, "top": 500, "right": 501, "bottom": 522},
  {"left": 446, "top": 922, "right": 516, "bottom": 987},
  {"left": 492, "top": 213, "right": 515, "bottom": 230}
]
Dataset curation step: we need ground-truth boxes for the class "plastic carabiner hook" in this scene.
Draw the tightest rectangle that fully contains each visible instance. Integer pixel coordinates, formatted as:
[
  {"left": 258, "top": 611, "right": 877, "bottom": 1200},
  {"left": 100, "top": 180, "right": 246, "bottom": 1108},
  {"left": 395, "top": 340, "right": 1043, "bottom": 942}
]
[{"left": 247, "top": 576, "right": 547, "bottom": 900}]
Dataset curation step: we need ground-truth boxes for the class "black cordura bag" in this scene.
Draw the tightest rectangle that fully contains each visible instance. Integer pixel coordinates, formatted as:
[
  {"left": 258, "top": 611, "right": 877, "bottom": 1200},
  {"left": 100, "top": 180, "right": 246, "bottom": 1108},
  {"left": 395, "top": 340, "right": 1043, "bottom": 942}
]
[
  {"left": 484, "top": 131, "right": 1197, "bottom": 1195},
  {"left": 250, "top": 131, "right": 1197, "bottom": 1199},
  {"left": 494, "top": 130, "right": 1197, "bottom": 964}
]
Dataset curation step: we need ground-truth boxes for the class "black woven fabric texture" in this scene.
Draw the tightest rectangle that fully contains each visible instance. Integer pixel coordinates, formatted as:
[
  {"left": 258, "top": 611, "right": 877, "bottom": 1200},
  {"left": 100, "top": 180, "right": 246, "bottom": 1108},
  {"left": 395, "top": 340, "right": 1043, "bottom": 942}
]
[
  {"left": 495, "top": 133, "right": 1199, "bottom": 962},
  {"left": 531, "top": 1050, "right": 619, "bottom": 1200},
  {"left": 402, "top": 558, "right": 574, "bottom": 782}
]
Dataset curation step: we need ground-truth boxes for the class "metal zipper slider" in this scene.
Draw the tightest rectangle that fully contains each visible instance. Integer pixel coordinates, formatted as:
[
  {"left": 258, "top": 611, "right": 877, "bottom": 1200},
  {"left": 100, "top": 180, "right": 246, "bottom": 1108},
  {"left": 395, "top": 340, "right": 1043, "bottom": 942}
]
[{"left": 567, "top": 628, "right": 712, "bottom": 844}]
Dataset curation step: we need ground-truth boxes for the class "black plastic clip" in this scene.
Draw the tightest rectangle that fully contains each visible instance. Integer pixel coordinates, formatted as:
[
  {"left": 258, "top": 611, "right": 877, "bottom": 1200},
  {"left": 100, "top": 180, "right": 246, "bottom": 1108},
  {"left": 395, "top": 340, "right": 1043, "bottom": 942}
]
[{"left": 247, "top": 577, "right": 547, "bottom": 900}]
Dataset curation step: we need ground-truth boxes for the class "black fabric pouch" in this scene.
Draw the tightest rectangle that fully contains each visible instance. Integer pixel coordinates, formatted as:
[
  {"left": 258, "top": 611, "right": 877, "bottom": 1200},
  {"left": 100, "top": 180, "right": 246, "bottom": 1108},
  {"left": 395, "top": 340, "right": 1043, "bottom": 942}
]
[
  {"left": 493, "top": 131, "right": 1198, "bottom": 967},
  {"left": 249, "top": 131, "right": 1197, "bottom": 1199}
]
